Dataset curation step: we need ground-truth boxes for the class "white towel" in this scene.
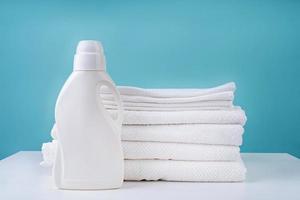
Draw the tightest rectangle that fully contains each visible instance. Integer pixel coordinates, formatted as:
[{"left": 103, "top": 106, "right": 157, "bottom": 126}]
[
  {"left": 51, "top": 124, "right": 243, "bottom": 146},
  {"left": 41, "top": 140, "right": 240, "bottom": 165},
  {"left": 122, "top": 107, "right": 247, "bottom": 125},
  {"left": 104, "top": 100, "right": 233, "bottom": 111},
  {"left": 108, "top": 106, "right": 233, "bottom": 111},
  {"left": 110, "top": 100, "right": 233, "bottom": 108},
  {"left": 101, "top": 91, "right": 234, "bottom": 104},
  {"left": 123, "top": 141, "right": 240, "bottom": 161},
  {"left": 125, "top": 159, "right": 246, "bottom": 182},
  {"left": 122, "top": 124, "right": 243, "bottom": 146},
  {"left": 41, "top": 143, "right": 246, "bottom": 182},
  {"left": 102, "top": 82, "right": 236, "bottom": 98},
  {"left": 40, "top": 140, "right": 58, "bottom": 167}
]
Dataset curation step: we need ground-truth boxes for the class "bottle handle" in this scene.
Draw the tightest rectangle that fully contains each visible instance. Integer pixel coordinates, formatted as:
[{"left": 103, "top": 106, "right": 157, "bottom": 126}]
[{"left": 97, "top": 80, "right": 123, "bottom": 131}]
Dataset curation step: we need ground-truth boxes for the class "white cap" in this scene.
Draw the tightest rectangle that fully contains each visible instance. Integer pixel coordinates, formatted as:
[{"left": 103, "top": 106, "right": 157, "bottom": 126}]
[{"left": 73, "top": 40, "right": 106, "bottom": 71}]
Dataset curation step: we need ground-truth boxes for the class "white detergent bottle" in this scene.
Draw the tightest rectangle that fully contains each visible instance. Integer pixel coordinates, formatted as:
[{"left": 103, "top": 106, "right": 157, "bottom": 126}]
[{"left": 53, "top": 40, "right": 124, "bottom": 190}]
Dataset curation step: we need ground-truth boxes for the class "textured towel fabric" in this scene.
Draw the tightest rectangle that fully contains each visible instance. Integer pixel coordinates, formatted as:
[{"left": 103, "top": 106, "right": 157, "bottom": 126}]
[
  {"left": 41, "top": 140, "right": 240, "bottom": 164},
  {"left": 40, "top": 141, "right": 57, "bottom": 167},
  {"left": 121, "top": 107, "right": 247, "bottom": 125},
  {"left": 102, "top": 82, "right": 236, "bottom": 98},
  {"left": 125, "top": 159, "right": 246, "bottom": 182},
  {"left": 122, "top": 124, "right": 244, "bottom": 146},
  {"left": 109, "top": 100, "right": 233, "bottom": 108},
  {"left": 106, "top": 106, "right": 233, "bottom": 112},
  {"left": 43, "top": 82, "right": 247, "bottom": 182},
  {"left": 104, "top": 100, "right": 233, "bottom": 111},
  {"left": 101, "top": 91, "right": 234, "bottom": 104},
  {"left": 41, "top": 143, "right": 246, "bottom": 182},
  {"left": 51, "top": 124, "right": 243, "bottom": 146},
  {"left": 123, "top": 141, "right": 240, "bottom": 161}
]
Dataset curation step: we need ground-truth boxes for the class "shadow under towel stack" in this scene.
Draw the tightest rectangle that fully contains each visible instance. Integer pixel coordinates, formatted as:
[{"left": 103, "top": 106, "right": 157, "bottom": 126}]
[{"left": 41, "top": 82, "right": 247, "bottom": 182}]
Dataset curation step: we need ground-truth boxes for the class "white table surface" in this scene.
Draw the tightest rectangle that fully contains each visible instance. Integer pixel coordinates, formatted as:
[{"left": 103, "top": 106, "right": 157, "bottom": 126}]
[{"left": 0, "top": 152, "right": 299, "bottom": 200}]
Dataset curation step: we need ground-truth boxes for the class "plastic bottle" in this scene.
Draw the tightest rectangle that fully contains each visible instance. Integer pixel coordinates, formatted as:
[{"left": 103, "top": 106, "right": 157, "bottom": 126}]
[{"left": 53, "top": 40, "right": 124, "bottom": 190}]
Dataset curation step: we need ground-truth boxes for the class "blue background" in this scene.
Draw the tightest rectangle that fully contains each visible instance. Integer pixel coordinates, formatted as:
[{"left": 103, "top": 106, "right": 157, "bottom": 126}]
[{"left": 1, "top": 0, "right": 299, "bottom": 159}]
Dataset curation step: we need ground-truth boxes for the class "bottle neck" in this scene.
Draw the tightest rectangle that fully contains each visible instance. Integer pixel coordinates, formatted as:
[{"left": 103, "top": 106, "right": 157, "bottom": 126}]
[{"left": 73, "top": 53, "right": 106, "bottom": 71}]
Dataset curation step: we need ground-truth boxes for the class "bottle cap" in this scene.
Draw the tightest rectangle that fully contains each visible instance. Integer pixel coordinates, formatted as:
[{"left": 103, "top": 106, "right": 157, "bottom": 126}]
[{"left": 73, "top": 40, "right": 106, "bottom": 71}]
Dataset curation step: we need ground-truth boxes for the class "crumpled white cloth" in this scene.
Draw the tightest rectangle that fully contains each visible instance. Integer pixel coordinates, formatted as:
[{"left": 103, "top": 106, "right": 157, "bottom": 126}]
[
  {"left": 41, "top": 140, "right": 240, "bottom": 167},
  {"left": 40, "top": 140, "right": 58, "bottom": 167}
]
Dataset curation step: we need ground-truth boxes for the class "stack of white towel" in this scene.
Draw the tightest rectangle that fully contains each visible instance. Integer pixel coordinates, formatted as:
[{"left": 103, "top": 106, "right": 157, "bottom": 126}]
[{"left": 41, "top": 82, "right": 247, "bottom": 182}]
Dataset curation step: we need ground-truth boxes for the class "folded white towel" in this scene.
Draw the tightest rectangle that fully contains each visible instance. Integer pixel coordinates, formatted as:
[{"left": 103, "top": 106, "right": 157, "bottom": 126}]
[
  {"left": 122, "top": 124, "right": 243, "bottom": 146},
  {"left": 101, "top": 91, "right": 234, "bottom": 104},
  {"left": 41, "top": 142, "right": 246, "bottom": 182},
  {"left": 102, "top": 82, "right": 236, "bottom": 98},
  {"left": 123, "top": 141, "right": 240, "bottom": 161},
  {"left": 51, "top": 124, "right": 243, "bottom": 146},
  {"left": 125, "top": 159, "right": 246, "bottom": 182},
  {"left": 104, "top": 100, "right": 233, "bottom": 111},
  {"left": 108, "top": 106, "right": 233, "bottom": 112},
  {"left": 41, "top": 140, "right": 240, "bottom": 165},
  {"left": 112, "top": 100, "right": 233, "bottom": 108},
  {"left": 121, "top": 107, "right": 247, "bottom": 125}
]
